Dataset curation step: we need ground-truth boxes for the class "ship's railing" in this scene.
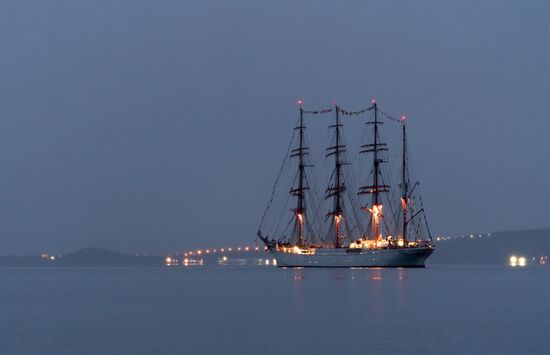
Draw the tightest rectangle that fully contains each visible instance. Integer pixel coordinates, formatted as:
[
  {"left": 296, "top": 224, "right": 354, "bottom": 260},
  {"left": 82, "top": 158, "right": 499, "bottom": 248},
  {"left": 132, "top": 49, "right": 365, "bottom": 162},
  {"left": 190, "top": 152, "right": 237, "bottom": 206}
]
[{"left": 276, "top": 245, "right": 316, "bottom": 255}]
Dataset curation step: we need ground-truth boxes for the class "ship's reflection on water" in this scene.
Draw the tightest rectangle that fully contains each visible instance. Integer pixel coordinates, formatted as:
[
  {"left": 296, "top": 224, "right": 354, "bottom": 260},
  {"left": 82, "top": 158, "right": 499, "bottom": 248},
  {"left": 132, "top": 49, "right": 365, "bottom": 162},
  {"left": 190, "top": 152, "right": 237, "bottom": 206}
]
[
  {"left": 285, "top": 267, "right": 414, "bottom": 316},
  {"left": 287, "top": 267, "right": 411, "bottom": 286}
]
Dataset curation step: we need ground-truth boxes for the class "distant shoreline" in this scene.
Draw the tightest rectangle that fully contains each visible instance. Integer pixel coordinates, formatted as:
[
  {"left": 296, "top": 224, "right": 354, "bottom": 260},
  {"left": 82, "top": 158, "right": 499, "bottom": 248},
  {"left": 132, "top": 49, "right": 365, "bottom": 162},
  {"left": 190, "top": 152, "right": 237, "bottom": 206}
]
[{"left": 2, "top": 228, "right": 548, "bottom": 267}]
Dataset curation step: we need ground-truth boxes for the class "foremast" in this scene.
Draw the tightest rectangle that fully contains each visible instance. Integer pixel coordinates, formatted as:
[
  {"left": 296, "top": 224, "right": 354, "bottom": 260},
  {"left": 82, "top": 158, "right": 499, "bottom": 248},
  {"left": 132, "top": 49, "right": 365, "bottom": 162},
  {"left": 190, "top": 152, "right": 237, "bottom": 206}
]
[
  {"left": 289, "top": 100, "right": 308, "bottom": 246},
  {"left": 326, "top": 104, "right": 346, "bottom": 248},
  {"left": 359, "top": 100, "right": 389, "bottom": 240}
]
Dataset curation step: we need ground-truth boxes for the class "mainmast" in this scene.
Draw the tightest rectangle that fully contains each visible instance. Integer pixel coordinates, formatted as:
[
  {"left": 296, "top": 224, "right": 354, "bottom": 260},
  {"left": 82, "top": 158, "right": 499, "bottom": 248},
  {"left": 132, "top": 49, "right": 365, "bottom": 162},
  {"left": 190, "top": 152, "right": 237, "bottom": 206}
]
[
  {"left": 289, "top": 100, "right": 308, "bottom": 246},
  {"left": 326, "top": 104, "right": 346, "bottom": 248},
  {"left": 401, "top": 117, "right": 408, "bottom": 244},
  {"left": 359, "top": 100, "right": 389, "bottom": 240}
]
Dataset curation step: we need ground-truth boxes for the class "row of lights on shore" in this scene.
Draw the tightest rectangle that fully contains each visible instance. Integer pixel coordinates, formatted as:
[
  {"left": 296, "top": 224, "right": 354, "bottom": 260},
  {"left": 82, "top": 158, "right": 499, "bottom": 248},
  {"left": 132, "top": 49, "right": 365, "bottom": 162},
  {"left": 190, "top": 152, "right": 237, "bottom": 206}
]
[
  {"left": 41, "top": 253, "right": 56, "bottom": 261},
  {"left": 165, "top": 245, "right": 266, "bottom": 266},
  {"left": 436, "top": 233, "right": 492, "bottom": 241},
  {"left": 183, "top": 245, "right": 265, "bottom": 258},
  {"left": 509, "top": 255, "right": 526, "bottom": 267},
  {"left": 508, "top": 255, "right": 548, "bottom": 267},
  {"left": 165, "top": 255, "right": 276, "bottom": 266}
]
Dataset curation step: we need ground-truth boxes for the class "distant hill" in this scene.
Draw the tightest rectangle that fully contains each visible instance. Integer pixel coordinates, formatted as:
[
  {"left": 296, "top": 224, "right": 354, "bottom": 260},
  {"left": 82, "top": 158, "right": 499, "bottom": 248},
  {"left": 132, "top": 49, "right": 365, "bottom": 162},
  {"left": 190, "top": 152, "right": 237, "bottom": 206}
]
[
  {"left": 56, "top": 247, "right": 162, "bottom": 266},
  {"left": 0, "top": 248, "right": 163, "bottom": 267},
  {"left": 428, "top": 228, "right": 550, "bottom": 265}
]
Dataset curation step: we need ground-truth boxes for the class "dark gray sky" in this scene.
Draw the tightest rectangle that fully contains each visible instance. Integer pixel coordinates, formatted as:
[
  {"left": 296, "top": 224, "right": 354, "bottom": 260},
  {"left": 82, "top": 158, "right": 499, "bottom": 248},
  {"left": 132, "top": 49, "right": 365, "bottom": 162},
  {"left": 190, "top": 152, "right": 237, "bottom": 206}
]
[{"left": 0, "top": 1, "right": 548, "bottom": 255}]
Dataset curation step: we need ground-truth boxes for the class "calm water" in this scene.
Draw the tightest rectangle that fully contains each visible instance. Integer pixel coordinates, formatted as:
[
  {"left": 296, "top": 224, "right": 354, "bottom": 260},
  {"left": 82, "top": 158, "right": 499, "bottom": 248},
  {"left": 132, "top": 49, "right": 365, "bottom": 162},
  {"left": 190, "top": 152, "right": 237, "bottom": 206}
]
[{"left": 1, "top": 265, "right": 548, "bottom": 354}]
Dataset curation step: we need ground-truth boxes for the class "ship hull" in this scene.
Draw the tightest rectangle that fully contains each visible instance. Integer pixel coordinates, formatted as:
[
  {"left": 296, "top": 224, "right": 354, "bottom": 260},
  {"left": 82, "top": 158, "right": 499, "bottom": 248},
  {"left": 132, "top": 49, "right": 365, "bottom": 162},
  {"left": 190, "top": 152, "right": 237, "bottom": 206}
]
[{"left": 269, "top": 247, "right": 434, "bottom": 268}]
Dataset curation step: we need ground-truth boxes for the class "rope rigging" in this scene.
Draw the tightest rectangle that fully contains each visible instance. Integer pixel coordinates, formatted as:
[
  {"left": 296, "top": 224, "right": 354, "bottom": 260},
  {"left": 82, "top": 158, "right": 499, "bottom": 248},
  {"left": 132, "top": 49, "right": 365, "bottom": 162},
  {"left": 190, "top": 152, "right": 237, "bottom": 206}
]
[
  {"left": 259, "top": 100, "right": 432, "bottom": 245},
  {"left": 257, "top": 130, "right": 296, "bottom": 235}
]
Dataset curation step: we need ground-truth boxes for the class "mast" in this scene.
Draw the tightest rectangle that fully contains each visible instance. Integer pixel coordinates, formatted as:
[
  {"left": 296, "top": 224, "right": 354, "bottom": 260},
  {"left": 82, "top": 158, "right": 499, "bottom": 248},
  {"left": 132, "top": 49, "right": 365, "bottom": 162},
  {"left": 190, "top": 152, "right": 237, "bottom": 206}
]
[
  {"left": 373, "top": 103, "right": 379, "bottom": 208},
  {"left": 359, "top": 100, "right": 389, "bottom": 240},
  {"left": 326, "top": 104, "right": 345, "bottom": 248},
  {"left": 289, "top": 100, "right": 307, "bottom": 246},
  {"left": 401, "top": 117, "right": 408, "bottom": 245},
  {"left": 372, "top": 102, "right": 381, "bottom": 240}
]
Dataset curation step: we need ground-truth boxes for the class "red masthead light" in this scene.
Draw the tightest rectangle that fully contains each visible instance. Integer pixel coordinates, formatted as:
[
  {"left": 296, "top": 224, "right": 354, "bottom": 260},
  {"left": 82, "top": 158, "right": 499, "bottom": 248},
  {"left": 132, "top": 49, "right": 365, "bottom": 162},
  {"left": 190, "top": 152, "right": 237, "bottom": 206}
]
[
  {"left": 371, "top": 98, "right": 376, "bottom": 104},
  {"left": 401, "top": 115, "right": 406, "bottom": 122},
  {"left": 297, "top": 99, "right": 303, "bottom": 105}
]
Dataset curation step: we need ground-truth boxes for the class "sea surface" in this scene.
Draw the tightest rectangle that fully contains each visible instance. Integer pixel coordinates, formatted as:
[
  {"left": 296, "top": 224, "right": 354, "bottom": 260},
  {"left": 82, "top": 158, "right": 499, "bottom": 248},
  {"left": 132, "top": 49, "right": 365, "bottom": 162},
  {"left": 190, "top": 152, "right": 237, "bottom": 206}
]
[{"left": 1, "top": 265, "right": 549, "bottom": 355}]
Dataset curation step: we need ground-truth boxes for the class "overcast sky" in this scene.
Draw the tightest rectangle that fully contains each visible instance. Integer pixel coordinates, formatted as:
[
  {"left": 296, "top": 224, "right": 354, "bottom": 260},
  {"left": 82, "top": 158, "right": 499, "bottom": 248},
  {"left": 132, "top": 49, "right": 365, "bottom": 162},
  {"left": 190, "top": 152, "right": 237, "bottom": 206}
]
[{"left": 0, "top": 0, "right": 548, "bottom": 255}]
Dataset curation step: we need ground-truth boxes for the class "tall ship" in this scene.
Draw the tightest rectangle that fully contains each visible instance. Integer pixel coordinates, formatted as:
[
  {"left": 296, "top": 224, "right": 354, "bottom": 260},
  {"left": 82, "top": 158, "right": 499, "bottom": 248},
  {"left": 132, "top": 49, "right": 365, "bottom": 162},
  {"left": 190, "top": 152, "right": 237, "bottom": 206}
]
[{"left": 257, "top": 99, "right": 435, "bottom": 267}]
